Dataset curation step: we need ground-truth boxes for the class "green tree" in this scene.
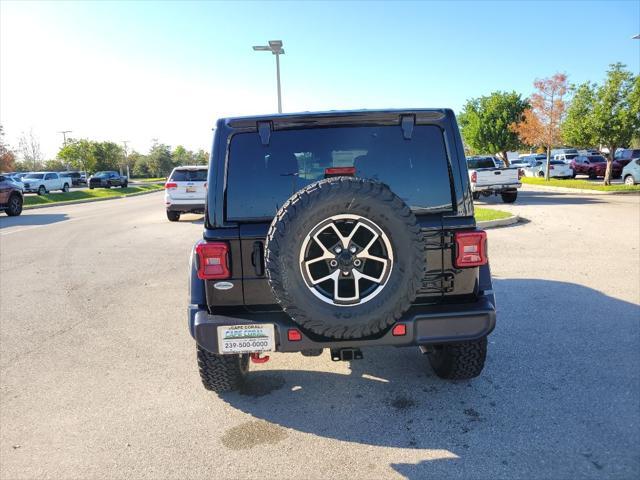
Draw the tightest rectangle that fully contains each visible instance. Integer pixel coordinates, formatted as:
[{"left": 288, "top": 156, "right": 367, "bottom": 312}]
[
  {"left": 193, "top": 149, "right": 209, "bottom": 165},
  {"left": 44, "top": 159, "right": 67, "bottom": 171},
  {"left": 172, "top": 145, "right": 193, "bottom": 166},
  {"left": 458, "top": 91, "right": 529, "bottom": 166},
  {"left": 561, "top": 82, "right": 596, "bottom": 148},
  {"left": 57, "top": 139, "right": 96, "bottom": 173},
  {"left": 563, "top": 63, "right": 640, "bottom": 185},
  {"left": 93, "top": 141, "right": 123, "bottom": 172},
  {"left": 147, "top": 142, "right": 174, "bottom": 176}
]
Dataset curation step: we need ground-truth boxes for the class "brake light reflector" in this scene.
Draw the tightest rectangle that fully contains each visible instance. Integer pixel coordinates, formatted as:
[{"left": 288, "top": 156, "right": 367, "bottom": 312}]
[
  {"left": 287, "top": 329, "right": 302, "bottom": 341},
  {"left": 325, "top": 167, "right": 356, "bottom": 176},
  {"left": 195, "top": 242, "right": 230, "bottom": 279},
  {"left": 392, "top": 324, "right": 407, "bottom": 336},
  {"left": 454, "top": 231, "right": 488, "bottom": 268},
  {"left": 470, "top": 171, "right": 477, "bottom": 183},
  {"left": 165, "top": 182, "right": 177, "bottom": 189}
]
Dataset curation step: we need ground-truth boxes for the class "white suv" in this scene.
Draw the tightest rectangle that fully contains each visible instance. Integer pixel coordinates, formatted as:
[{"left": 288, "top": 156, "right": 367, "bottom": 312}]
[
  {"left": 21, "top": 172, "right": 70, "bottom": 195},
  {"left": 164, "top": 166, "right": 208, "bottom": 222}
]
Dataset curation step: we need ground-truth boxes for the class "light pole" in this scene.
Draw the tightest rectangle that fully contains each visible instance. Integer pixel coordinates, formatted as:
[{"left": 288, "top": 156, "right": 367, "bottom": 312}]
[
  {"left": 58, "top": 130, "right": 72, "bottom": 146},
  {"left": 122, "top": 140, "right": 130, "bottom": 179},
  {"left": 252, "top": 40, "right": 285, "bottom": 113}
]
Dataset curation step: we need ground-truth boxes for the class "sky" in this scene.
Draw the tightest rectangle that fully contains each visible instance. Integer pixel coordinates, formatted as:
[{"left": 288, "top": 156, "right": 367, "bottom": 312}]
[{"left": 1, "top": 0, "right": 639, "bottom": 160}]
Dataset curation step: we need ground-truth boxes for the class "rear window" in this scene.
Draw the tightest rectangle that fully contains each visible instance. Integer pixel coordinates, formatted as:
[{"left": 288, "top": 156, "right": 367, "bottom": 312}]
[
  {"left": 467, "top": 158, "right": 496, "bottom": 169},
  {"left": 550, "top": 161, "right": 565, "bottom": 165},
  {"left": 588, "top": 156, "right": 606, "bottom": 163},
  {"left": 226, "top": 125, "right": 453, "bottom": 221},
  {"left": 170, "top": 169, "right": 208, "bottom": 182}
]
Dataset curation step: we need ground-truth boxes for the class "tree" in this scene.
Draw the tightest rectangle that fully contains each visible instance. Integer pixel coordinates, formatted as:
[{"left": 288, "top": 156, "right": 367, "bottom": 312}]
[
  {"left": 172, "top": 145, "right": 193, "bottom": 166},
  {"left": 147, "top": 142, "right": 174, "bottom": 176},
  {"left": 458, "top": 91, "right": 529, "bottom": 166},
  {"left": 0, "top": 125, "right": 16, "bottom": 172},
  {"left": 193, "top": 149, "right": 209, "bottom": 165},
  {"left": 58, "top": 139, "right": 96, "bottom": 173},
  {"left": 44, "top": 159, "right": 67, "bottom": 171},
  {"left": 18, "top": 129, "right": 43, "bottom": 171},
  {"left": 511, "top": 73, "right": 568, "bottom": 180},
  {"left": 563, "top": 63, "right": 640, "bottom": 185},
  {"left": 93, "top": 141, "right": 123, "bottom": 172}
]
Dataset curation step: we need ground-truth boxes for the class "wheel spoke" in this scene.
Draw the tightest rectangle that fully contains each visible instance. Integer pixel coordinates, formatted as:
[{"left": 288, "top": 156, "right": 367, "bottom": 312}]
[
  {"left": 353, "top": 269, "right": 385, "bottom": 283},
  {"left": 310, "top": 269, "right": 340, "bottom": 286}
]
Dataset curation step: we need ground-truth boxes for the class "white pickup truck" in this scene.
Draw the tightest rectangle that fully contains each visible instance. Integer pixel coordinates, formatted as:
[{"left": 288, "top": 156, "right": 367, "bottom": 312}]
[
  {"left": 21, "top": 172, "right": 71, "bottom": 195},
  {"left": 466, "top": 156, "right": 521, "bottom": 203}
]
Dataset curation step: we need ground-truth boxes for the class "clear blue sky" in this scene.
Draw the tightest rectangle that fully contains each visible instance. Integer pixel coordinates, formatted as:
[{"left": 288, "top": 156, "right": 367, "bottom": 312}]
[{"left": 1, "top": 0, "right": 638, "bottom": 158}]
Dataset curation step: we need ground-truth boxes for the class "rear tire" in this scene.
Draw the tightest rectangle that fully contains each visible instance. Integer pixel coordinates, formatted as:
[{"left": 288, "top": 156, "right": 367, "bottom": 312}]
[
  {"left": 427, "top": 337, "right": 487, "bottom": 380},
  {"left": 501, "top": 191, "right": 517, "bottom": 203},
  {"left": 588, "top": 169, "right": 596, "bottom": 180},
  {"left": 625, "top": 175, "right": 636, "bottom": 186},
  {"left": 37, "top": 185, "right": 46, "bottom": 195},
  {"left": 166, "top": 210, "right": 180, "bottom": 222},
  {"left": 472, "top": 192, "right": 480, "bottom": 201},
  {"left": 62, "top": 183, "right": 69, "bottom": 192},
  {"left": 197, "top": 346, "right": 249, "bottom": 393},
  {"left": 6, "top": 194, "right": 22, "bottom": 216}
]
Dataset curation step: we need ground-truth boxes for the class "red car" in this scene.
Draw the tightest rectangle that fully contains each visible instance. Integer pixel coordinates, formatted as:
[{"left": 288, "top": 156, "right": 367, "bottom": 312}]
[{"left": 570, "top": 155, "right": 622, "bottom": 179}]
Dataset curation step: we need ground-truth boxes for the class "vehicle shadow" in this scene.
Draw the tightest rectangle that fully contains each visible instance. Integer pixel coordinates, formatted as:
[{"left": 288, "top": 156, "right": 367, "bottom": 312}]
[
  {"left": 218, "top": 278, "right": 639, "bottom": 478},
  {"left": 477, "top": 190, "right": 607, "bottom": 206},
  {"left": 0, "top": 212, "right": 69, "bottom": 228}
]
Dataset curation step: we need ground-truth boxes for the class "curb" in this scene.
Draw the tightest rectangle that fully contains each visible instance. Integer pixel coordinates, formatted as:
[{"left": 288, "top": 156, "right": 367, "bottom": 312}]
[
  {"left": 477, "top": 215, "right": 519, "bottom": 229},
  {"left": 23, "top": 188, "right": 163, "bottom": 210},
  {"left": 521, "top": 183, "right": 640, "bottom": 195}
]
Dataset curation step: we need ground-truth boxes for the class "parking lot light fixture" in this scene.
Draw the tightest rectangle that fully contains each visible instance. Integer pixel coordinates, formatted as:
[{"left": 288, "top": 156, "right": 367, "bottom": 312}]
[{"left": 252, "top": 40, "right": 285, "bottom": 113}]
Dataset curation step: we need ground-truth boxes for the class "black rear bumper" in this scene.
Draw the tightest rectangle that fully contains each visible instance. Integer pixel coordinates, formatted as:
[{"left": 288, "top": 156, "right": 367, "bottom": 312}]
[
  {"left": 167, "top": 203, "right": 205, "bottom": 213},
  {"left": 188, "top": 293, "right": 496, "bottom": 354}
]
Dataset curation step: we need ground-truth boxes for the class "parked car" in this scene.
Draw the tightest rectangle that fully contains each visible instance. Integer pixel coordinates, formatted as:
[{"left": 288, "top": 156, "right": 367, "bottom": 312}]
[
  {"left": 622, "top": 158, "right": 640, "bottom": 185},
  {"left": 570, "top": 155, "right": 623, "bottom": 179},
  {"left": 3, "top": 174, "right": 25, "bottom": 190},
  {"left": 59, "top": 171, "right": 87, "bottom": 186},
  {"left": 551, "top": 148, "right": 579, "bottom": 157},
  {"left": 21, "top": 172, "right": 71, "bottom": 194},
  {"left": 467, "top": 156, "right": 521, "bottom": 202},
  {"left": 522, "top": 159, "right": 573, "bottom": 178},
  {"left": 88, "top": 171, "right": 128, "bottom": 189},
  {"left": 614, "top": 149, "right": 640, "bottom": 167},
  {"left": 188, "top": 109, "right": 496, "bottom": 392},
  {"left": 164, "top": 165, "right": 208, "bottom": 222},
  {"left": 0, "top": 174, "right": 24, "bottom": 216},
  {"left": 553, "top": 152, "right": 580, "bottom": 164}
]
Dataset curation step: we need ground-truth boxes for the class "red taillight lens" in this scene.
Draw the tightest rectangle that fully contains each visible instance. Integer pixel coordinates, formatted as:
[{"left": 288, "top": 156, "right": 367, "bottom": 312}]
[
  {"left": 195, "top": 242, "right": 230, "bottom": 279},
  {"left": 392, "top": 324, "right": 407, "bottom": 336},
  {"left": 325, "top": 167, "right": 356, "bottom": 176},
  {"left": 454, "top": 231, "right": 488, "bottom": 268},
  {"left": 470, "top": 171, "right": 477, "bottom": 183},
  {"left": 287, "top": 329, "right": 302, "bottom": 341},
  {"left": 165, "top": 182, "right": 177, "bottom": 189}
]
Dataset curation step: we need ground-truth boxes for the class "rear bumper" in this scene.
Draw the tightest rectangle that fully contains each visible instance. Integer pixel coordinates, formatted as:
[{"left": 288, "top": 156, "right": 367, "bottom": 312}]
[
  {"left": 188, "top": 293, "right": 496, "bottom": 354},
  {"left": 167, "top": 201, "right": 205, "bottom": 213},
  {"left": 471, "top": 183, "right": 520, "bottom": 193}
]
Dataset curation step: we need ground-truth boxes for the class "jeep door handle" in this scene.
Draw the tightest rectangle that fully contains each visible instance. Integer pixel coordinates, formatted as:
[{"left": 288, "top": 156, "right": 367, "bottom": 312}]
[{"left": 251, "top": 242, "right": 265, "bottom": 276}]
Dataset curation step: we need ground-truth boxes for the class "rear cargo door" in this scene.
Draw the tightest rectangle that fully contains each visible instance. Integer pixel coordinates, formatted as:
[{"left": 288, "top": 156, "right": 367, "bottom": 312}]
[{"left": 168, "top": 168, "right": 208, "bottom": 201}]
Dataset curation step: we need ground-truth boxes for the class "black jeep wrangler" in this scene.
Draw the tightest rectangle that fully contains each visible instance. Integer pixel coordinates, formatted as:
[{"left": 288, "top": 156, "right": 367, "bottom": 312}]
[{"left": 188, "top": 109, "right": 496, "bottom": 392}]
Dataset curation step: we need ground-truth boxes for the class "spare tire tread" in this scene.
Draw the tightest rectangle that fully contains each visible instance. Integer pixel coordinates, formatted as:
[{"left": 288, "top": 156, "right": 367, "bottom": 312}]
[{"left": 265, "top": 177, "right": 424, "bottom": 339}]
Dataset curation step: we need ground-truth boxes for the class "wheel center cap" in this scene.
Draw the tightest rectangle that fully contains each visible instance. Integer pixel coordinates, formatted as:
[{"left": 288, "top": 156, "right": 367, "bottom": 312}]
[{"left": 337, "top": 251, "right": 353, "bottom": 268}]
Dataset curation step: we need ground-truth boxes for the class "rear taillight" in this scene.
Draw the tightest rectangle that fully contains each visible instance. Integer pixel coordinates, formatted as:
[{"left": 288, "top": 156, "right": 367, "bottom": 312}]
[
  {"left": 454, "top": 231, "right": 487, "bottom": 268},
  {"left": 195, "top": 242, "right": 230, "bottom": 279},
  {"left": 470, "top": 171, "right": 477, "bottom": 183},
  {"left": 165, "top": 182, "right": 177, "bottom": 189}
]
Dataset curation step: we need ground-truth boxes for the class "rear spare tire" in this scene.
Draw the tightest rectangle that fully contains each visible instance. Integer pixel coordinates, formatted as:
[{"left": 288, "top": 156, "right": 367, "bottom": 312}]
[{"left": 265, "top": 177, "right": 424, "bottom": 339}]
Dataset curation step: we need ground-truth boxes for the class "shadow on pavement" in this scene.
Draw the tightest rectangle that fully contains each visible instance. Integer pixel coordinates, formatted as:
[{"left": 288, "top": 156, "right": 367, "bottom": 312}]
[
  {"left": 477, "top": 190, "right": 607, "bottom": 207},
  {"left": 219, "top": 278, "right": 639, "bottom": 478},
  {"left": 0, "top": 212, "right": 69, "bottom": 228}
]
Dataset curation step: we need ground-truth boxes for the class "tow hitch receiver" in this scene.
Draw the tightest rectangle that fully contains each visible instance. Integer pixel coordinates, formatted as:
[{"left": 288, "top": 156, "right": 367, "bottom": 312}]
[
  {"left": 330, "top": 348, "right": 363, "bottom": 361},
  {"left": 250, "top": 352, "right": 270, "bottom": 364}
]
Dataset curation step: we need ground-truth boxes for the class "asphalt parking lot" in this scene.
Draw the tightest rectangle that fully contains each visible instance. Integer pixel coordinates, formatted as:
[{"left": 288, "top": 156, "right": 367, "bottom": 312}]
[{"left": 0, "top": 190, "right": 638, "bottom": 479}]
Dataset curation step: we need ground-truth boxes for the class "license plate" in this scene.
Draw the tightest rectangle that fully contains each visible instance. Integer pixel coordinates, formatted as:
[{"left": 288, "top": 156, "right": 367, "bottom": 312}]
[
  {"left": 186, "top": 186, "right": 196, "bottom": 193},
  {"left": 217, "top": 324, "right": 275, "bottom": 354}
]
